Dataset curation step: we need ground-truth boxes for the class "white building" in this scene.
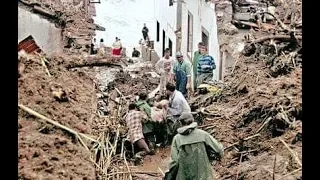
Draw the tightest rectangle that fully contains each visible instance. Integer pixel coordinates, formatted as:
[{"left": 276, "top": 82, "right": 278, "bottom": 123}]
[{"left": 153, "top": 0, "right": 221, "bottom": 81}]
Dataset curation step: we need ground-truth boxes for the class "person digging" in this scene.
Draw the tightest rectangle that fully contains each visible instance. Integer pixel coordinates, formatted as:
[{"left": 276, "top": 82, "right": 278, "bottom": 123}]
[
  {"left": 125, "top": 103, "right": 153, "bottom": 163},
  {"left": 135, "top": 93, "right": 157, "bottom": 154}
]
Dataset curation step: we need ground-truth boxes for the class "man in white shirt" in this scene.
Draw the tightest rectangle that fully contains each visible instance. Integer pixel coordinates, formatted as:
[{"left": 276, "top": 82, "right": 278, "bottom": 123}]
[
  {"left": 155, "top": 48, "right": 174, "bottom": 95},
  {"left": 165, "top": 83, "right": 191, "bottom": 143}
]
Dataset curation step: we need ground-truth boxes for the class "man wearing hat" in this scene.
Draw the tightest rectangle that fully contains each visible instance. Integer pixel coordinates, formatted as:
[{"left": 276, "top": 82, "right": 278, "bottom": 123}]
[
  {"left": 170, "top": 51, "right": 192, "bottom": 97},
  {"left": 164, "top": 112, "right": 224, "bottom": 180}
]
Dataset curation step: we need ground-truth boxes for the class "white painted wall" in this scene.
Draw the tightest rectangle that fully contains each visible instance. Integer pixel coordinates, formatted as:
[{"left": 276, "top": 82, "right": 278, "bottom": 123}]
[
  {"left": 153, "top": 0, "right": 220, "bottom": 80},
  {"left": 154, "top": 0, "right": 177, "bottom": 59},
  {"left": 200, "top": 2, "right": 220, "bottom": 81},
  {"left": 180, "top": 0, "right": 220, "bottom": 81}
]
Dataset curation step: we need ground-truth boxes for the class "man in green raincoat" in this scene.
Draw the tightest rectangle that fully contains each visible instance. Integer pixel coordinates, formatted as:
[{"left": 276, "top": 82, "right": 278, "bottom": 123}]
[
  {"left": 164, "top": 112, "right": 224, "bottom": 180},
  {"left": 192, "top": 42, "right": 205, "bottom": 90},
  {"left": 135, "top": 92, "right": 156, "bottom": 154}
]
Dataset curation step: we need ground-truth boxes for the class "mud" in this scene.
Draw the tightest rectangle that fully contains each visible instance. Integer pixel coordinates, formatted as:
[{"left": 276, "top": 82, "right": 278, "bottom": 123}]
[
  {"left": 190, "top": 0, "right": 302, "bottom": 179},
  {"left": 18, "top": 52, "right": 96, "bottom": 179}
]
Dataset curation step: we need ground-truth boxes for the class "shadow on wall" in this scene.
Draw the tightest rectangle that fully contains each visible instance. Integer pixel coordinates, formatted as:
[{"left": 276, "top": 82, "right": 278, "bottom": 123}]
[{"left": 18, "top": 7, "right": 63, "bottom": 55}]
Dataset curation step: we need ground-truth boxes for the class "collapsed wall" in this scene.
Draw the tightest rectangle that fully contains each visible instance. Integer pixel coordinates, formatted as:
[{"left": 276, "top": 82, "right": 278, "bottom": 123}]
[{"left": 19, "top": 0, "right": 104, "bottom": 53}]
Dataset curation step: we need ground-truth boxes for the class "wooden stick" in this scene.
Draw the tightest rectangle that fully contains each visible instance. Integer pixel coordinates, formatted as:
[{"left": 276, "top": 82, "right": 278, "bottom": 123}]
[
  {"left": 256, "top": 117, "right": 273, "bottom": 133},
  {"left": 77, "top": 134, "right": 90, "bottom": 151},
  {"left": 273, "top": 155, "right": 277, "bottom": 180},
  {"left": 279, "top": 138, "right": 302, "bottom": 166},
  {"left": 65, "top": 61, "right": 123, "bottom": 69},
  {"left": 278, "top": 168, "right": 302, "bottom": 180},
  {"left": 250, "top": 35, "right": 302, "bottom": 45},
  {"left": 235, "top": 153, "right": 243, "bottom": 180},
  {"left": 115, "top": 87, "right": 124, "bottom": 97},
  {"left": 123, "top": 150, "right": 133, "bottom": 180},
  {"left": 106, "top": 170, "right": 161, "bottom": 176},
  {"left": 236, "top": 148, "right": 259, "bottom": 154},
  {"left": 19, "top": 104, "right": 97, "bottom": 143},
  {"left": 120, "top": 139, "right": 125, "bottom": 159},
  {"left": 112, "top": 125, "right": 120, "bottom": 156},
  {"left": 224, "top": 134, "right": 261, "bottom": 150},
  {"left": 158, "top": 167, "right": 165, "bottom": 177},
  {"left": 18, "top": 104, "right": 97, "bottom": 143},
  {"left": 40, "top": 56, "right": 52, "bottom": 77}
]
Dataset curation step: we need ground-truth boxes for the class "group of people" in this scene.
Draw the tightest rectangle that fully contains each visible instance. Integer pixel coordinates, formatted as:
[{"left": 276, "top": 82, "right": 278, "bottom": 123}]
[
  {"left": 155, "top": 42, "right": 216, "bottom": 99},
  {"left": 90, "top": 37, "right": 123, "bottom": 57},
  {"left": 126, "top": 42, "right": 221, "bottom": 179},
  {"left": 125, "top": 84, "right": 223, "bottom": 179},
  {"left": 125, "top": 83, "right": 191, "bottom": 158},
  {"left": 90, "top": 38, "right": 105, "bottom": 55}
]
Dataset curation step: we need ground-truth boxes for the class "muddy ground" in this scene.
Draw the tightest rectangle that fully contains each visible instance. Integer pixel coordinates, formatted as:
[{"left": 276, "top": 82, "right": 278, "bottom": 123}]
[
  {"left": 18, "top": 53, "right": 97, "bottom": 179},
  {"left": 18, "top": 0, "right": 301, "bottom": 179}
]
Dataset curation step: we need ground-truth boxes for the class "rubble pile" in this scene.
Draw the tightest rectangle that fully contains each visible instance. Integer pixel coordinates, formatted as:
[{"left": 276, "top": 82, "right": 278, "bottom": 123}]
[
  {"left": 19, "top": 0, "right": 101, "bottom": 52},
  {"left": 18, "top": 52, "right": 97, "bottom": 179},
  {"left": 193, "top": 0, "right": 302, "bottom": 179}
]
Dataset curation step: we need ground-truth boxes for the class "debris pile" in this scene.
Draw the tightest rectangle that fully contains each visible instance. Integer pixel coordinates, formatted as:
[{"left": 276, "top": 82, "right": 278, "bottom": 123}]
[
  {"left": 192, "top": 0, "right": 302, "bottom": 179},
  {"left": 19, "top": 0, "right": 104, "bottom": 52},
  {"left": 18, "top": 52, "right": 97, "bottom": 179}
]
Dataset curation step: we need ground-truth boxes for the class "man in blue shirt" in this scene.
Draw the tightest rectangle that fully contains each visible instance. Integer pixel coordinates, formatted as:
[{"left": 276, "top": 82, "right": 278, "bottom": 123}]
[
  {"left": 196, "top": 45, "right": 216, "bottom": 87},
  {"left": 170, "top": 52, "right": 192, "bottom": 97}
]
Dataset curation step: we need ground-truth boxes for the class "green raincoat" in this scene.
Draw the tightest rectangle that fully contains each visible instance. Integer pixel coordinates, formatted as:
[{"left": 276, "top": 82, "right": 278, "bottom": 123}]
[
  {"left": 193, "top": 51, "right": 201, "bottom": 90},
  {"left": 164, "top": 122, "right": 224, "bottom": 180},
  {"left": 135, "top": 100, "right": 154, "bottom": 134}
]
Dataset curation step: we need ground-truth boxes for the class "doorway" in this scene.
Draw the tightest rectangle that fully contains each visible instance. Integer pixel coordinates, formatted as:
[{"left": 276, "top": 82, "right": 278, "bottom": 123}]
[
  {"left": 162, "top": 30, "right": 166, "bottom": 57},
  {"left": 168, "top": 38, "right": 172, "bottom": 55}
]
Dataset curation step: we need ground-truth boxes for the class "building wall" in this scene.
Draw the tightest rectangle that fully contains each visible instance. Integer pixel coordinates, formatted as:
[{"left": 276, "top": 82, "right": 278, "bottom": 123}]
[
  {"left": 154, "top": 0, "right": 221, "bottom": 81},
  {"left": 18, "top": 7, "right": 63, "bottom": 55},
  {"left": 199, "top": 2, "right": 220, "bottom": 80},
  {"left": 180, "top": 0, "right": 220, "bottom": 81},
  {"left": 154, "top": 0, "right": 177, "bottom": 59}
]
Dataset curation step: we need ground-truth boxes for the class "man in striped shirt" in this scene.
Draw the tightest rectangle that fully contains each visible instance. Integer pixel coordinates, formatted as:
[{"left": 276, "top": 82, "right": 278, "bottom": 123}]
[{"left": 196, "top": 45, "right": 216, "bottom": 87}]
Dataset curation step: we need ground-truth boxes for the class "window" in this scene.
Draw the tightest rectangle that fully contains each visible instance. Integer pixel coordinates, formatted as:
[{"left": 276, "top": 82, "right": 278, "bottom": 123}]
[
  {"left": 156, "top": 21, "right": 160, "bottom": 42},
  {"left": 169, "top": 0, "right": 174, "bottom": 6},
  {"left": 202, "top": 27, "right": 209, "bottom": 51},
  {"left": 187, "top": 12, "right": 193, "bottom": 53},
  {"left": 162, "top": 30, "right": 166, "bottom": 57},
  {"left": 168, "top": 38, "right": 173, "bottom": 55}
]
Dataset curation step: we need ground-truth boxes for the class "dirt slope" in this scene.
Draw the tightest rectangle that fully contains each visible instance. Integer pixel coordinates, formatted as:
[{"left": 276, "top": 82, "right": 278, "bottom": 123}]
[{"left": 18, "top": 53, "right": 96, "bottom": 179}]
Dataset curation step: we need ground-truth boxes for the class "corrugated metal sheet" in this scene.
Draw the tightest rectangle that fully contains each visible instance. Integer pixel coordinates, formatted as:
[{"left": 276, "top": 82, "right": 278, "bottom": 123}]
[{"left": 18, "top": 35, "right": 42, "bottom": 54}]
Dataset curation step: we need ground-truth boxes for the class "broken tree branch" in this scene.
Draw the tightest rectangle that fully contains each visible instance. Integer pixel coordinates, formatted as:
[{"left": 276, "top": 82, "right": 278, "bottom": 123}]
[
  {"left": 232, "top": 20, "right": 259, "bottom": 29},
  {"left": 256, "top": 117, "right": 273, "bottom": 133},
  {"left": 279, "top": 138, "right": 302, "bottom": 167},
  {"left": 106, "top": 170, "right": 161, "bottom": 177},
  {"left": 250, "top": 35, "right": 302, "bottom": 45},
  {"left": 224, "top": 134, "right": 261, "bottom": 150},
  {"left": 65, "top": 61, "right": 123, "bottom": 69}
]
